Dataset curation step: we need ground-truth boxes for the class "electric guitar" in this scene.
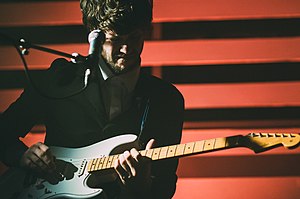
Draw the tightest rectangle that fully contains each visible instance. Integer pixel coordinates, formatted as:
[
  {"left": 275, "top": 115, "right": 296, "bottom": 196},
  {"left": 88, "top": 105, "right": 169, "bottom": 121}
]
[{"left": 0, "top": 133, "right": 299, "bottom": 199}]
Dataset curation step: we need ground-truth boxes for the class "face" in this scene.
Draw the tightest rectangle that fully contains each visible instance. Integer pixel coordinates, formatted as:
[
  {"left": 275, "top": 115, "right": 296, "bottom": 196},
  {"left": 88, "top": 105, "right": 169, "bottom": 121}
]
[{"left": 101, "top": 29, "right": 145, "bottom": 74}]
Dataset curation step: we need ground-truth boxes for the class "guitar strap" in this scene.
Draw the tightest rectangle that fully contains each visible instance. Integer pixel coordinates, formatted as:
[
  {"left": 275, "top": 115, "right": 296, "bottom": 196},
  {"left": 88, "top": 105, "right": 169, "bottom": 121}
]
[{"left": 137, "top": 98, "right": 150, "bottom": 149}]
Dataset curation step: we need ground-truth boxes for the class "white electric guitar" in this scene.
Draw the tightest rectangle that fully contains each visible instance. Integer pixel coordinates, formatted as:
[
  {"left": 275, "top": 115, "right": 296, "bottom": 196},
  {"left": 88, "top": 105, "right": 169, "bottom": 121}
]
[{"left": 1, "top": 133, "right": 299, "bottom": 199}]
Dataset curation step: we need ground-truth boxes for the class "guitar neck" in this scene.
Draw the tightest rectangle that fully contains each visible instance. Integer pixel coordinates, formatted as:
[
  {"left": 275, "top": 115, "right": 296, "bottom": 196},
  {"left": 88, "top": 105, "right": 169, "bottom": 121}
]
[
  {"left": 141, "top": 135, "right": 242, "bottom": 160},
  {"left": 87, "top": 135, "right": 243, "bottom": 172}
]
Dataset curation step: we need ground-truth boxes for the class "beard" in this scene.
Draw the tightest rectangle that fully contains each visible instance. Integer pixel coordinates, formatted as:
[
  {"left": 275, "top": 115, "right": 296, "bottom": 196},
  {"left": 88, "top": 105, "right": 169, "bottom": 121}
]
[{"left": 106, "top": 55, "right": 140, "bottom": 75}]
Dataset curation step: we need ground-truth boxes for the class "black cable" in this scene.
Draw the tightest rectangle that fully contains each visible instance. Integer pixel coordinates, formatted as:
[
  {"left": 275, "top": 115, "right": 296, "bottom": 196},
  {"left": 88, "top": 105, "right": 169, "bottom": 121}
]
[{"left": 0, "top": 32, "right": 91, "bottom": 99}]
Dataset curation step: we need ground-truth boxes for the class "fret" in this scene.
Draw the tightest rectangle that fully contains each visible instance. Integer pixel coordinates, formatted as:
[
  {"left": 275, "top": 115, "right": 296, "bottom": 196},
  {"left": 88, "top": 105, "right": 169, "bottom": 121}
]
[
  {"left": 90, "top": 158, "right": 97, "bottom": 171},
  {"left": 152, "top": 148, "right": 161, "bottom": 160},
  {"left": 214, "top": 138, "right": 227, "bottom": 149},
  {"left": 166, "top": 145, "right": 177, "bottom": 158},
  {"left": 175, "top": 144, "right": 185, "bottom": 156},
  {"left": 183, "top": 142, "right": 195, "bottom": 155},
  {"left": 97, "top": 157, "right": 105, "bottom": 170},
  {"left": 140, "top": 150, "right": 146, "bottom": 156},
  {"left": 145, "top": 149, "right": 154, "bottom": 158},
  {"left": 87, "top": 159, "right": 93, "bottom": 172},
  {"left": 193, "top": 140, "right": 204, "bottom": 153},
  {"left": 102, "top": 156, "right": 109, "bottom": 169},
  {"left": 203, "top": 139, "right": 216, "bottom": 151},
  {"left": 158, "top": 146, "right": 169, "bottom": 159},
  {"left": 111, "top": 155, "right": 119, "bottom": 169},
  {"left": 94, "top": 158, "right": 101, "bottom": 171},
  {"left": 106, "top": 155, "right": 114, "bottom": 169}
]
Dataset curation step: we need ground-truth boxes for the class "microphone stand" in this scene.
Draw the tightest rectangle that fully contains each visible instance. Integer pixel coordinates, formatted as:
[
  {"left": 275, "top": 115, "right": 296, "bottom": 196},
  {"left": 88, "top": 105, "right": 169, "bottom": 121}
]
[
  {"left": 19, "top": 38, "right": 86, "bottom": 62},
  {"left": 17, "top": 38, "right": 93, "bottom": 99},
  {"left": 0, "top": 33, "right": 96, "bottom": 99}
]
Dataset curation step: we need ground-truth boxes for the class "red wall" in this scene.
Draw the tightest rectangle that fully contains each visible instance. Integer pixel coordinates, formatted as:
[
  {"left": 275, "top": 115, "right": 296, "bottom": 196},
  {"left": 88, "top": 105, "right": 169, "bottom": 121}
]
[{"left": 1, "top": 0, "right": 300, "bottom": 198}]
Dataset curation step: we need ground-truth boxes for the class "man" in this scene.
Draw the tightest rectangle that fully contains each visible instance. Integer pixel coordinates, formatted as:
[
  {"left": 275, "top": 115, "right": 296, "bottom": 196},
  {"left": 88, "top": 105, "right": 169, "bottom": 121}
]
[{"left": 0, "top": 0, "right": 184, "bottom": 198}]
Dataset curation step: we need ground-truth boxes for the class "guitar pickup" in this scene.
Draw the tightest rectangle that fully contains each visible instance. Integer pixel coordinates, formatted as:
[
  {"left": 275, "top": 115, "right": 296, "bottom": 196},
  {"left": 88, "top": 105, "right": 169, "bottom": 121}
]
[{"left": 78, "top": 159, "right": 87, "bottom": 177}]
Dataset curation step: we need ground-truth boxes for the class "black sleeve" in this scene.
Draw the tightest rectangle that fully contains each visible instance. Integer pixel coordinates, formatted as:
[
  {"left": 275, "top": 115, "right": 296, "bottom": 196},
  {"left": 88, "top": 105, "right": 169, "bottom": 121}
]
[
  {"left": 144, "top": 80, "right": 185, "bottom": 199},
  {"left": 0, "top": 58, "right": 75, "bottom": 167},
  {"left": 0, "top": 85, "right": 44, "bottom": 167}
]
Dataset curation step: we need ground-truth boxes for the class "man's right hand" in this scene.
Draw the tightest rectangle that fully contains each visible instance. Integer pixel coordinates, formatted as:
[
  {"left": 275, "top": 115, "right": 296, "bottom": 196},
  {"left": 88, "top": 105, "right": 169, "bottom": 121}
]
[{"left": 20, "top": 142, "right": 63, "bottom": 183}]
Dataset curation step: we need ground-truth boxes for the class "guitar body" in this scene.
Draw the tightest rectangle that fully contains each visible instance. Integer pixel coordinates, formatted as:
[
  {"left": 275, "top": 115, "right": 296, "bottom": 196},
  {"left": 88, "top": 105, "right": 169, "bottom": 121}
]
[{"left": 0, "top": 134, "right": 138, "bottom": 199}]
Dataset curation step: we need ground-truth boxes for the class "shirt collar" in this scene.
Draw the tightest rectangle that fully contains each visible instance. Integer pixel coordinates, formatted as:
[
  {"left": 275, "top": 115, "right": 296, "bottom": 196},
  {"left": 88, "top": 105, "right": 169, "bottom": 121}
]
[{"left": 98, "top": 56, "right": 140, "bottom": 93}]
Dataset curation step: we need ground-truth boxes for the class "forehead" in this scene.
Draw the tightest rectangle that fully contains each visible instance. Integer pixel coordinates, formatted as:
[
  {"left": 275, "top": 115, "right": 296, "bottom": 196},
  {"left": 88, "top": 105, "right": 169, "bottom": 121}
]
[{"left": 104, "top": 29, "right": 144, "bottom": 39}]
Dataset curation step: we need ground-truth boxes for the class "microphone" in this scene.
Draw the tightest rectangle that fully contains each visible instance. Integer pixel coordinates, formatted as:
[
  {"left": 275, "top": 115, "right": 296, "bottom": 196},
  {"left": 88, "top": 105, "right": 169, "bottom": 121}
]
[
  {"left": 87, "top": 30, "right": 104, "bottom": 67},
  {"left": 31, "top": 30, "right": 104, "bottom": 99}
]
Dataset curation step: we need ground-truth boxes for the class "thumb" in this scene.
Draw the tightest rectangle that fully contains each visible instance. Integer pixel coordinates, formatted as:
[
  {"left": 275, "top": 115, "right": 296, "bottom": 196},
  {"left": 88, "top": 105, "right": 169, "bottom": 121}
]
[{"left": 145, "top": 139, "right": 155, "bottom": 150}]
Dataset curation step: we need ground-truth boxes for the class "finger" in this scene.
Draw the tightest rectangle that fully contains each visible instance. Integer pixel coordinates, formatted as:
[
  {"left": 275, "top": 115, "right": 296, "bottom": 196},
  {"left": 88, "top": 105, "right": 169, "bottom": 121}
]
[
  {"left": 145, "top": 139, "right": 155, "bottom": 150},
  {"left": 25, "top": 156, "right": 44, "bottom": 174},
  {"left": 114, "top": 151, "right": 134, "bottom": 180},
  {"left": 30, "top": 150, "right": 49, "bottom": 171},
  {"left": 36, "top": 143, "right": 56, "bottom": 170},
  {"left": 33, "top": 143, "right": 54, "bottom": 169},
  {"left": 25, "top": 144, "right": 48, "bottom": 171},
  {"left": 27, "top": 152, "right": 62, "bottom": 181},
  {"left": 130, "top": 148, "right": 141, "bottom": 163},
  {"left": 22, "top": 156, "right": 38, "bottom": 170},
  {"left": 120, "top": 151, "right": 133, "bottom": 177},
  {"left": 114, "top": 157, "right": 129, "bottom": 182},
  {"left": 125, "top": 149, "right": 140, "bottom": 177},
  {"left": 113, "top": 159, "right": 122, "bottom": 176},
  {"left": 21, "top": 147, "right": 40, "bottom": 170}
]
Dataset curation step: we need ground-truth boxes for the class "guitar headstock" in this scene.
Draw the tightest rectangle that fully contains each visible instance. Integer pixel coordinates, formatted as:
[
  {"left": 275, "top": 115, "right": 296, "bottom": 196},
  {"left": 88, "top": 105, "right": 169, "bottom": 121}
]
[{"left": 242, "top": 133, "right": 300, "bottom": 153}]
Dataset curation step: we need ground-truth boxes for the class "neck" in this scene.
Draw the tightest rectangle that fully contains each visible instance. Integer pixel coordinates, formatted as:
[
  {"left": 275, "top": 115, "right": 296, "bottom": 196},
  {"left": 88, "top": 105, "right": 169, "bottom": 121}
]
[{"left": 87, "top": 135, "right": 243, "bottom": 172}]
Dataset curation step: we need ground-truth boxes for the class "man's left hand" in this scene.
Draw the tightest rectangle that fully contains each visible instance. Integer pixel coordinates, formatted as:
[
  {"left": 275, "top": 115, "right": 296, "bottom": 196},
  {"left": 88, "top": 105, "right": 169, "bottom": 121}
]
[{"left": 114, "top": 139, "right": 155, "bottom": 195}]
